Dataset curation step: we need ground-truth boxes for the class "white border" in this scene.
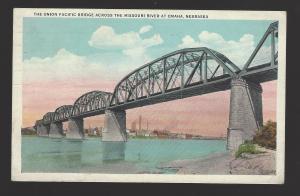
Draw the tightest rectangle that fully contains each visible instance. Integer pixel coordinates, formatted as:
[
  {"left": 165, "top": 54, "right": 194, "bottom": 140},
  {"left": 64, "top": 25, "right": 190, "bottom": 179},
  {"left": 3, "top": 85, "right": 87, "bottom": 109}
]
[{"left": 12, "top": 8, "right": 286, "bottom": 183}]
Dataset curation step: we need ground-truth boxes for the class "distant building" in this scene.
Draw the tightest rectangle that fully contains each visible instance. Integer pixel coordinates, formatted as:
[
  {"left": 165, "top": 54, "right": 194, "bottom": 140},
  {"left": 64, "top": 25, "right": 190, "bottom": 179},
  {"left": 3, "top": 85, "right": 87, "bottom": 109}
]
[
  {"left": 169, "top": 132, "right": 178, "bottom": 139},
  {"left": 149, "top": 131, "right": 158, "bottom": 137},
  {"left": 144, "top": 130, "right": 151, "bottom": 137},
  {"left": 177, "top": 133, "right": 186, "bottom": 139},
  {"left": 153, "top": 129, "right": 170, "bottom": 138},
  {"left": 185, "top": 134, "right": 193, "bottom": 139},
  {"left": 127, "top": 129, "right": 137, "bottom": 136}
]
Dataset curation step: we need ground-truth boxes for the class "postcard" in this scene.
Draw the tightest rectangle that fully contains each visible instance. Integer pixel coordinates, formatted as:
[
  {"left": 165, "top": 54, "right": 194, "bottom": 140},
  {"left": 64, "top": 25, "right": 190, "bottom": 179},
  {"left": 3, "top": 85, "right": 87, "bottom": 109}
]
[{"left": 12, "top": 8, "right": 286, "bottom": 183}]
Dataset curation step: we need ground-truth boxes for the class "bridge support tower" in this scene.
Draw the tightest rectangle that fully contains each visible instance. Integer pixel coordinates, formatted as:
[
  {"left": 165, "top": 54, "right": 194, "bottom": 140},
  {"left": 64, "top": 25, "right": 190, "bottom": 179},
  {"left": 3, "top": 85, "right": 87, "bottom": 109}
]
[
  {"left": 36, "top": 124, "right": 50, "bottom": 137},
  {"left": 49, "top": 122, "right": 64, "bottom": 138},
  {"left": 66, "top": 118, "right": 84, "bottom": 139},
  {"left": 227, "top": 78, "right": 263, "bottom": 151},
  {"left": 102, "top": 110, "right": 127, "bottom": 142}
]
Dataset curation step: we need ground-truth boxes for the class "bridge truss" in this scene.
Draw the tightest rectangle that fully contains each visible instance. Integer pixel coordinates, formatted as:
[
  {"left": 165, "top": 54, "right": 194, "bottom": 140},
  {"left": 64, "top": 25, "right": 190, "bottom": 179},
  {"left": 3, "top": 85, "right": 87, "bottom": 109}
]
[{"left": 36, "top": 22, "right": 278, "bottom": 126}]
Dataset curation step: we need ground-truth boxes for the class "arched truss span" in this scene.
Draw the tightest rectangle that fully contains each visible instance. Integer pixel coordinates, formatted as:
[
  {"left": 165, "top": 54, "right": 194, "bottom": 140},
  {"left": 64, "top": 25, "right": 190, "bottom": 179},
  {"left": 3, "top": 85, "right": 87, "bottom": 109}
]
[
  {"left": 54, "top": 105, "right": 73, "bottom": 121},
  {"left": 37, "top": 22, "right": 278, "bottom": 125},
  {"left": 43, "top": 112, "right": 56, "bottom": 124},
  {"left": 110, "top": 47, "right": 240, "bottom": 105},
  {"left": 72, "top": 91, "right": 113, "bottom": 116}
]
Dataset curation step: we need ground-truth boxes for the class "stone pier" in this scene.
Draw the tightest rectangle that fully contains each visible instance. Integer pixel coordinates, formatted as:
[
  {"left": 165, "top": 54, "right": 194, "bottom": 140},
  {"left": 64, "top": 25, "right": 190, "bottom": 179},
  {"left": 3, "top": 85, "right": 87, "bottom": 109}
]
[
  {"left": 49, "top": 122, "right": 64, "bottom": 138},
  {"left": 102, "top": 110, "right": 127, "bottom": 142},
  {"left": 66, "top": 118, "right": 84, "bottom": 139},
  {"left": 36, "top": 124, "right": 49, "bottom": 137},
  {"left": 227, "top": 78, "right": 263, "bottom": 151}
]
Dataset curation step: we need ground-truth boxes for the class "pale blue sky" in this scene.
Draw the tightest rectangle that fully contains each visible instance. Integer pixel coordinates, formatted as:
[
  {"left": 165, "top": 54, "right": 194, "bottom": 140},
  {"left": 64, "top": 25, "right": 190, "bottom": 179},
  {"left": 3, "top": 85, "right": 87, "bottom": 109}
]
[{"left": 23, "top": 18, "right": 273, "bottom": 61}]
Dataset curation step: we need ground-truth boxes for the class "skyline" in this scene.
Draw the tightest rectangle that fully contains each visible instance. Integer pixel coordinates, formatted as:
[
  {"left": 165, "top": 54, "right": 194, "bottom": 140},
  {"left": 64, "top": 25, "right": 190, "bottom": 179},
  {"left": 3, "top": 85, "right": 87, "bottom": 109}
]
[{"left": 22, "top": 18, "right": 277, "bottom": 136}]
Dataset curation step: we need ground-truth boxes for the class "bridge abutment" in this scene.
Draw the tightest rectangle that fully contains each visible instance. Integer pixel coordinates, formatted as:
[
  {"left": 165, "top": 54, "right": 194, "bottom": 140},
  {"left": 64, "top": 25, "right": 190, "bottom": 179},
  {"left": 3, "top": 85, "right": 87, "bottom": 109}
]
[
  {"left": 66, "top": 118, "right": 84, "bottom": 139},
  {"left": 102, "top": 110, "right": 127, "bottom": 142},
  {"left": 227, "top": 78, "right": 263, "bottom": 151},
  {"left": 49, "top": 122, "right": 64, "bottom": 138},
  {"left": 36, "top": 124, "right": 50, "bottom": 137}
]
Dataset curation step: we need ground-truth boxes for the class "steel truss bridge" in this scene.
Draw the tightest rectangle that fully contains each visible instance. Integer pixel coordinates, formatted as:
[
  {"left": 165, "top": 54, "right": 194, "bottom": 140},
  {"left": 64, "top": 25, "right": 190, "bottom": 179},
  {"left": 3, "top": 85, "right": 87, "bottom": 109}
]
[{"left": 35, "top": 22, "right": 278, "bottom": 129}]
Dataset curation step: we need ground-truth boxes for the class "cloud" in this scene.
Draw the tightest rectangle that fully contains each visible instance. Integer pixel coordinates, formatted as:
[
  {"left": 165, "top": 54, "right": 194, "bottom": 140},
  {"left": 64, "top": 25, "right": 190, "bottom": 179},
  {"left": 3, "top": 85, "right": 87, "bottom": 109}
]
[
  {"left": 23, "top": 48, "right": 153, "bottom": 85},
  {"left": 178, "top": 31, "right": 256, "bottom": 67},
  {"left": 139, "top": 25, "right": 153, "bottom": 34},
  {"left": 88, "top": 25, "right": 163, "bottom": 57},
  {"left": 23, "top": 48, "right": 110, "bottom": 84}
]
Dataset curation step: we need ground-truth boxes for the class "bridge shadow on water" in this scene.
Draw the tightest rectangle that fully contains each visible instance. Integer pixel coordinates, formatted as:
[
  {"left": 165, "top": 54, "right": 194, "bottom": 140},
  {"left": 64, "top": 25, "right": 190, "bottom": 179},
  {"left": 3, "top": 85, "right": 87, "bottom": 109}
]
[{"left": 46, "top": 139, "right": 127, "bottom": 172}]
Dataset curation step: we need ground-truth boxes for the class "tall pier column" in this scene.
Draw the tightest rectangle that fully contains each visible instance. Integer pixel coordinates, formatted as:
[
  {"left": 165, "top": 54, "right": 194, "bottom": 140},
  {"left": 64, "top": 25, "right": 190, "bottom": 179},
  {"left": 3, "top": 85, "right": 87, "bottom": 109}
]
[
  {"left": 227, "top": 78, "right": 263, "bottom": 151},
  {"left": 102, "top": 110, "right": 127, "bottom": 142},
  {"left": 66, "top": 118, "right": 84, "bottom": 139},
  {"left": 36, "top": 124, "right": 49, "bottom": 137},
  {"left": 49, "top": 122, "right": 64, "bottom": 138}
]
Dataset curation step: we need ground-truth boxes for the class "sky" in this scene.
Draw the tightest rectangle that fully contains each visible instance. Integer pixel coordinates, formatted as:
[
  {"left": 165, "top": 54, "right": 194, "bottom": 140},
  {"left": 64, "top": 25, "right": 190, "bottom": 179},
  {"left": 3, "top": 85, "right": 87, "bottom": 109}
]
[{"left": 22, "top": 17, "right": 277, "bottom": 136}]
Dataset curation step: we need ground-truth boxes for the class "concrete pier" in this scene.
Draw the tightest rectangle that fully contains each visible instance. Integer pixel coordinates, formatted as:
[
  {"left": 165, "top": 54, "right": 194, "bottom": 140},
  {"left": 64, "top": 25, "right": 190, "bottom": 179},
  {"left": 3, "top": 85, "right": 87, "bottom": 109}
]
[
  {"left": 49, "top": 122, "right": 64, "bottom": 138},
  {"left": 227, "top": 78, "right": 263, "bottom": 151},
  {"left": 102, "top": 110, "right": 127, "bottom": 142},
  {"left": 66, "top": 118, "right": 84, "bottom": 139},
  {"left": 36, "top": 124, "right": 49, "bottom": 137}
]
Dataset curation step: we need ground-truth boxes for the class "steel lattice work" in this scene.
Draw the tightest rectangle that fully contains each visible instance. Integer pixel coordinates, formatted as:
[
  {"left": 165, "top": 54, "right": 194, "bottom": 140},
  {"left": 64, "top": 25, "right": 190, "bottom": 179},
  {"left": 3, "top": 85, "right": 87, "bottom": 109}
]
[
  {"left": 53, "top": 105, "right": 73, "bottom": 121},
  {"left": 42, "top": 112, "right": 56, "bottom": 124},
  {"left": 110, "top": 47, "right": 240, "bottom": 106},
  {"left": 243, "top": 21, "right": 278, "bottom": 70},
  {"left": 72, "top": 91, "right": 112, "bottom": 117},
  {"left": 36, "top": 22, "right": 278, "bottom": 126},
  {"left": 239, "top": 21, "right": 278, "bottom": 82}
]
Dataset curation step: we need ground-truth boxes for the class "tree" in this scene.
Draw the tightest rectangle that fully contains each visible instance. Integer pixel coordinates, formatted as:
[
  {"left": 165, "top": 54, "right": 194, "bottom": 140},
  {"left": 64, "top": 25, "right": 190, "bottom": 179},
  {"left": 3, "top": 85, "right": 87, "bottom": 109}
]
[{"left": 253, "top": 120, "right": 276, "bottom": 149}]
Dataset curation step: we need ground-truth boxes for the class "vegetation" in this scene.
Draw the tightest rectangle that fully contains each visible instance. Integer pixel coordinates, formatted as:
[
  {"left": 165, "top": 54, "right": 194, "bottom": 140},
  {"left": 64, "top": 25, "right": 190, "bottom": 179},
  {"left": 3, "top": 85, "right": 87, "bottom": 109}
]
[
  {"left": 235, "top": 142, "right": 263, "bottom": 158},
  {"left": 21, "top": 127, "right": 36, "bottom": 135},
  {"left": 253, "top": 120, "right": 276, "bottom": 149}
]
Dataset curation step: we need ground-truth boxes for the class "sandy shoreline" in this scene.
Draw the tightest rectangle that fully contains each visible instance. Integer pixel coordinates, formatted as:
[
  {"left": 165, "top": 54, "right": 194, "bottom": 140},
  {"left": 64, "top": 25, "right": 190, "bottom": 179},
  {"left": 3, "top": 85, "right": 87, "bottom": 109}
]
[{"left": 158, "top": 148, "right": 276, "bottom": 175}]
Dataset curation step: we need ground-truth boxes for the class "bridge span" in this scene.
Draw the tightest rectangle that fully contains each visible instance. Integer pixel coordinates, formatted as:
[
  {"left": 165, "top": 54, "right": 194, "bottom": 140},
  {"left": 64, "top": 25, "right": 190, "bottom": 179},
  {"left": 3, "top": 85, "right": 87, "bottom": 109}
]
[{"left": 34, "top": 22, "right": 278, "bottom": 150}]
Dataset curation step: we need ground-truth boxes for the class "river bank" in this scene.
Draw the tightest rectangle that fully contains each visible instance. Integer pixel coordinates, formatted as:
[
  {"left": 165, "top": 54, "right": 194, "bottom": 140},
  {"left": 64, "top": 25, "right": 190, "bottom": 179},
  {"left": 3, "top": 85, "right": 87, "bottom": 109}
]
[{"left": 158, "top": 147, "right": 276, "bottom": 175}]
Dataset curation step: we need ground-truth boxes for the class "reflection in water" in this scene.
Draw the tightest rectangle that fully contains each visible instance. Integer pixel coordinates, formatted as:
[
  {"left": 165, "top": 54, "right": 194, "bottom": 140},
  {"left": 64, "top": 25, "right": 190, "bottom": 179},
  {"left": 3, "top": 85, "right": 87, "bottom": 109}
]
[
  {"left": 102, "top": 141, "right": 126, "bottom": 162},
  {"left": 61, "top": 140, "right": 83, "bottom": 171},
  {"left": 36, "top": 138, "right": 83, "bottom": 172}
]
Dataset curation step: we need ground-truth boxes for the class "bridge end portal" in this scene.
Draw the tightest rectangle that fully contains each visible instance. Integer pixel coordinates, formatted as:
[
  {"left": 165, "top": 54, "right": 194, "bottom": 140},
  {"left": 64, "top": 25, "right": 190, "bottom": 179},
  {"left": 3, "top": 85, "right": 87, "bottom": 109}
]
[
  {"left": 227, "top": 78, "right": 263, "bottom": 151},
  {"left": 102, "top": 110, "right": 127, "bottom": 142}
]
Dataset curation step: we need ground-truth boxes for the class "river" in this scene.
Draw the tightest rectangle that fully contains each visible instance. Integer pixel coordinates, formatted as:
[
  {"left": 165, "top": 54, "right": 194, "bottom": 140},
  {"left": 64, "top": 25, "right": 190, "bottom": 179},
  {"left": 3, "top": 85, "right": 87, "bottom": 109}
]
[{"left": 22, "top": 136, "right": 226, "bottom": 174}]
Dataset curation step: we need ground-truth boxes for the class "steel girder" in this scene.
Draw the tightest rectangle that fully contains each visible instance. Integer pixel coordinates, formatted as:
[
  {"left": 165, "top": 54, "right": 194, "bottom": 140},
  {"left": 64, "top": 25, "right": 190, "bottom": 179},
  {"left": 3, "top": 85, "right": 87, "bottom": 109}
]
[
  {"left": 72, "top": 91, "right": 112, "bottom": 116},
  {"left": 110, "top": 47, "right": 239, "bottom": 106}
]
